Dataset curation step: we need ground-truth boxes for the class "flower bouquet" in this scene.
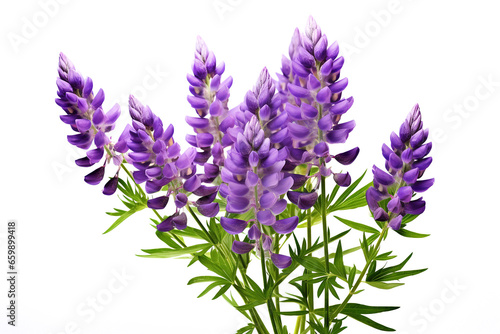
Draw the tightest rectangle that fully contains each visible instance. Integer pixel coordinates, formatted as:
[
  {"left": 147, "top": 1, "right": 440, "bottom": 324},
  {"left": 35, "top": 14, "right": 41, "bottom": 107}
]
[{"left": 54, "top": 16, "right": 434, "bottom": 334}]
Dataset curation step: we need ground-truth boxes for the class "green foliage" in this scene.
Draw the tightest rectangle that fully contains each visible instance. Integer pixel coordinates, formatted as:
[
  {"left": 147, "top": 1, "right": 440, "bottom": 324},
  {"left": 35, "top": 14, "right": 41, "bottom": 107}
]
[{"left": 104, "top": 178, "right": 147, "bottom": 234}]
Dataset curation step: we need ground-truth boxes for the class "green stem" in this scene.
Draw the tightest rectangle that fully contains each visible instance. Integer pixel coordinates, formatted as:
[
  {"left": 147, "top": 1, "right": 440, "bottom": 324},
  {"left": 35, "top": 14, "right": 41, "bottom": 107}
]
[
  {"left": 321, "top": 175, "right": 330, "bottom": 329},
  {"left": 306, "top": 209, "right": 314, "bottom": 334},
  {"left": 330, "top": 225, "right": 388, "bottom": 321}
]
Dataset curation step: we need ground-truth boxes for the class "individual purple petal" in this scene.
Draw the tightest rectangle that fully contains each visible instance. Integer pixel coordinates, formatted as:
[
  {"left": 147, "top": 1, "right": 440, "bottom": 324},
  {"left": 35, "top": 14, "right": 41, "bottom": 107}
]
[
  {"left": 273, "top": 217, "right": 299, "bottom": 234},
  {"left": 326, "top": 129, "right": 348, "bottom": 144},
  {"left": 410, "top": 129, "right": 426, "bottom": 148},
  {"left": 287, "top": 191, "right": 318, "bottom": 210},
  {"left": 403, "top": 168, "right": 419, "bottom": 184},
  {"left": 388, "top": 153, "right": 403, "bottom": 170},
  {"left": 388, "top": 197, "right": 403, "bottom": 214},
  {"left": 373, "top": 207, "right": 389, "bottom": 221},
  {"left": 84, "top": 166, "right": 105, "bottom": 185},
  {"left": 313, "top": 142, "right": 329, "bottom": 157},
  {"left": 333, "top": 172, "right": 351, "bottom": 187},
  {"left": 157, "top": 217, "right": 174, "bottom": 232},
  {"left": 198, "top": 202, "right": 219, "bottom": 217},
  {"left": 316, "top": 86, "right": 332, "bottom": 104},
  {"left": 175, "top": 193, "right": 188, "bottom": 208},
  {"left": 271, "top": 253, "right": 292, "bottom": 269},
  {"left": 172, "top": 212, "right": 188, "bottom": 230},
  {"left": 405, "top": 198, "right": 426, "bottom": 215},
  {"left": 232, "top": 241, "right": 255, "bottom": 254},
  {"left": 288, "top": 84, "right": 310, "bottom": 98},
  {"left": 102, "top": 176, "right": 119, "bottom": 195},
  {"left": 256, "top": 210, "right": 276, "bottom": 226},
  {"left": 401, "top": 148, "right": 413, "bottom": 163},
  {"left": 329, "top": 97, "right": 354, "bottom": 115},
  {"left": 248, "top": 224, "right": 261, "bottom": 241},
  {"left": 412, "top": 179, "right": 434, "bottom": 193},
  {"left": 220, "top": 217, "right": 247, "bottom": 235},
  {"left": 147, "top": 196, "right": 169, "bottom": 210},
  {"left": 184, "top": 175, "right": 201, "bottom": 192},
  {"left": 382, "top": 144, "right": 393, "bottom": 161},
  {"left": 334, "top": 147, "right": 359, "bottom": 165},
  {"left": 390, "top": 132, "right": 405, "bottom": 151},
  {"left": 388, "top": 215, "right": 402, "bottom": 230},
  {"left": 397, "top": 186, "right": 413, "bottom": 203},
  {"left": 86, "top": 147, "right": 104, "bottom": 164},
  {"left": 227, "top": 196, "right": 250, "bottom": 213},
  {"left": 75, "top": 157, "right": 94, "bottom": 167},
  {"left": 260, "top": 192, "right": 278, "bottom": 209},
  {"left": 399, "top": 121, "right": 411, "bottom": 143},
  {"left": 413, "top": 157, "right": 433, "bottom": 171},
  {"left": 413, "top": 143, "right": 432, "bottom": 159},
  {"left": 372, "top": 165, "right": 395, "bottom": 186},
  {"left": 271, "top": 199, "right": 287, "bottom": 215}
]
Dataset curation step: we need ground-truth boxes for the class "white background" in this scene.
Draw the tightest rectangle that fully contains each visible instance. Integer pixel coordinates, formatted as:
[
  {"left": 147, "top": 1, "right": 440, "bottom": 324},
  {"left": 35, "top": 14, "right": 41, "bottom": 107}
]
[{"left": 1, "top": 0, "right": 499, "bottom": 333}]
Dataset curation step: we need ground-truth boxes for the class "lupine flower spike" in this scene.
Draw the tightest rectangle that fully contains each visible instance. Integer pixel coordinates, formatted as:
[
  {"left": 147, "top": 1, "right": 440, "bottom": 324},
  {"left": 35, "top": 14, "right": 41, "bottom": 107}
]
[{"left": 367, "top": 104, "right": 434, "bottom": 230}]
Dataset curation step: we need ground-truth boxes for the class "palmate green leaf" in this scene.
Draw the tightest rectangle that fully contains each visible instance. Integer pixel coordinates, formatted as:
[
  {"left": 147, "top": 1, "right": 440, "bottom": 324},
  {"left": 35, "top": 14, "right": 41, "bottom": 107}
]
[
  {"left": 138, "top": 243, "right": 212, "bottom": 258},
  {"left": 366, "top": 281, "right": 405, "bottom": 289},
  {"left": 334, "top": 216, "right": 379, "bottom": 234}
]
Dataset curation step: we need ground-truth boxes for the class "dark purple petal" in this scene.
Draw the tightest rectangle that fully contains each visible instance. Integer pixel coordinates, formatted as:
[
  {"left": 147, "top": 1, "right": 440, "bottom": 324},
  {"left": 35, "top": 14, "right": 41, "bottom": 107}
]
[
  {"left": 175, "top": 193, "right": 188, "bottom": 208},
  {"left": 256, "top": 210, "right": 276, "bottom": 226},
  {"left": 75, "top": 156, "right": 94, "bottom": 167},
  {"left": 220, "top": 217, "right": 247, "bottom": 235},
  {"left": 198, "top": 202, "right": 219, "bottom": 217},
  {"left": 412, "top": 179, "right": 434, "bottom": 193},
  {"left": 372, "top": 165, "right": 395, "bottom": 186},
  {"left": 271, "top": 253, "right": 292, "bottom": 269},
  {"left": 390, "top": 132, "right": 405, "bottom": 151},
  {"left": 157, "top": 217, "right": 174, "bottom": 232},
  {"left": 405, "top": 198, "right": 426, "bottom": 215},
  {"left": 102, "top": 176, "right": 119, "bottom": 195},
  {"left": 260, "top": 192, "right": 277, "bottom": 209},
  {"left": 413, "top": 157, "right": 433, "bottom": 171},
  {"left": 334, "top": 147, "right": 359, "bottom": 165},
  {"left": 273, "top": 216, "right": 298, "bottom": 234},
  {"left": 271, "top": 199, "right": 287, "bottom": 215},
  {"left": 173, "top": 212, "right": 188, "bottom": 230},
  {"left": 333, "top": 172, "right": 351, "bottom": 187},
  {"left": 397, "top": 186, "right": 413, "bottom": 203},
  {"left": 382, "top": 144, "right": 393, "bottom": 161},
  {"left": 399, "top": 121, "right": 411, "bottom": 143},
  {"left": 373, "top": 207, "right": 389, "bottom": 221},
  {"left": 401, "top": 148, "right": 413, "bottom": 163},
  {"left": 388, "top": 215, "right": 402, "bottom": 230},
  {"left": 84, "top": 166, "right": 105, "bottom": 185},
  {"left": 184, "top": 175, "right": 201, "bottom": 192},
  {"left": 388, "top": 153, "right": 403, "bottom": 170},
  {"left": 403, "top": 168, "right": 419, "bottom": 184},
  {"left": 287, "top": 191, "right": 318, "bottom": 210},
  {"left": 326, "top": 129, "right": 348, "bottom": 144},
  {"left": 288, "top": 84, "right": 310, "bottom": 98},
  {"left": 227, "top": 196, "right": 250, "bottom": 213},
  {"left": 413, "top": 143, "right": 432, "bottom": 159},
  {"left": 232, "top": 241, "right": 255, "bottom": 254},
  {"left": 248, "top": 224, "right": 261, "bottom": 241},
  {"left": 388, "top": 197, "right": 402, "bottom": 214},
  {"left": 147, "top": 196, "right": 169, "bottom": 210}
]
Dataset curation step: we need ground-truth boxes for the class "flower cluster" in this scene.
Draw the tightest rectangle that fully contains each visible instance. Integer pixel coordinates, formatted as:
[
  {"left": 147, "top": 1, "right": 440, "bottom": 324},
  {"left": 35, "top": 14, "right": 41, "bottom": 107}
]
[
  {"left": 277, "top": 17, "right": 359, "bottom": 209},
  {"left": 366, "top": 104, "right": 434, "bottom": 230},
  {"left": 55, "top": 53, "right": 125, "bottom": 194},
  {"left": 220, "top": 116, "right": 298, "bottom": 268},
  {"left": 186, "top": 36, "right": 234, "bottom": 166}
]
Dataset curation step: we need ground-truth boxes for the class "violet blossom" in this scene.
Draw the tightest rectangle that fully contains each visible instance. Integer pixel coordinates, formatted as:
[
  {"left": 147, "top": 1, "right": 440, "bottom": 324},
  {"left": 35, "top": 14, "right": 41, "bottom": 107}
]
[
  {"left": 220, "top": 116, "right": 297, "bottom": 269},
  {"left": 366, "top": 104, "right": 434, "bottom": 230}
]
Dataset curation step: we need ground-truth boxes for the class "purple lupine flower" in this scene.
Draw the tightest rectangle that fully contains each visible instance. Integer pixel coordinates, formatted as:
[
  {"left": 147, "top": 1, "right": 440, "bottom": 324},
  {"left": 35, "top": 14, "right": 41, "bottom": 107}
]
[
  {"left": 183, "top": 37, "right": 234, "bottom": 218},
  {"left": 366, "top": 104, "right": 434, "bottom": 230},
  {"left": 55, "top": 53, "right": 124, "bottom": 193},
  {"left": 220, "top": 116, "right": 297, "bottom": 269},
  {"left": 277, "top": 17, "right": 359, "bottom": 209},
  {"left": 229, "top": 68, "right": 290, "bottom": 148},
  {"left": 186, "top": 36, "right": 234, "bottom": 166},
  {"left": 126, "top": 95, "right": 203, "bottom": 217}
]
